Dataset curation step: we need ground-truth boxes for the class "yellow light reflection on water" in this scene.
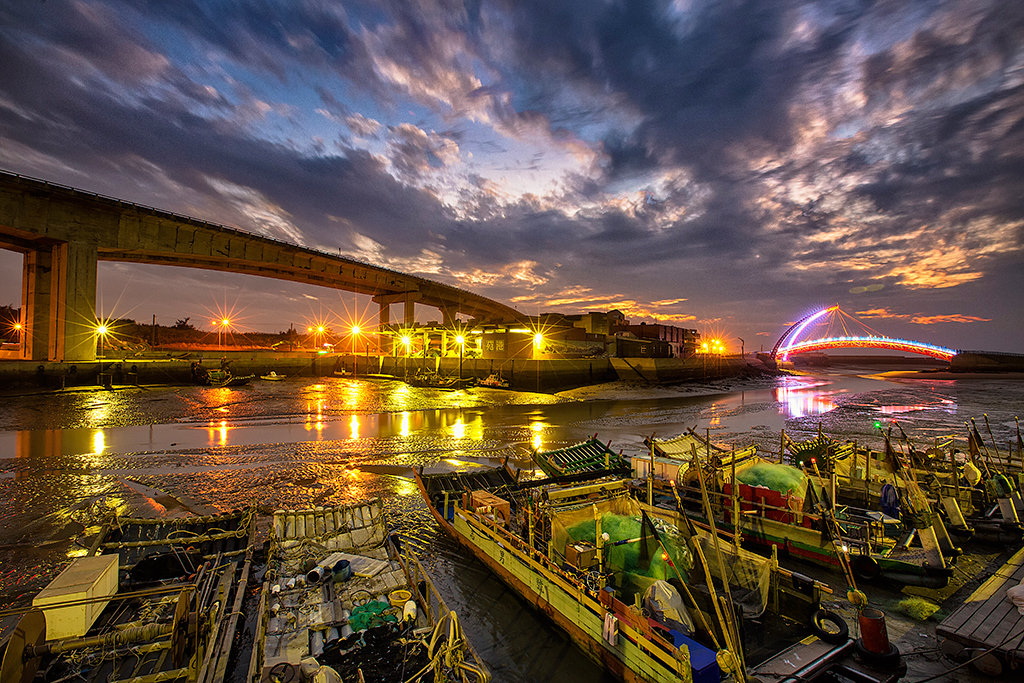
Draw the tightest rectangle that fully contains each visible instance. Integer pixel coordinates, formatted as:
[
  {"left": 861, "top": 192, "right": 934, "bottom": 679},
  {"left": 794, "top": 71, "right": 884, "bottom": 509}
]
[
  {"left": 452, "top": 419, "right": 465, "bottom": 440},
  {"left": 531, "top": 421, "right": 546, "bottom": 450},
  {"left": 93, "top": 430, "right": 105, "bottom": 455},
  {"left": 400, "top": 412, "right": 411, "bottom": 436},
  {"left": 394, "top": 478, "right": 419, "bottom": 497},
  {"left": 350, "top": 415, "right": 360, "bottom": 440},
  {"left": 207, "top": 420, "right": 230, "bottom": 446}
]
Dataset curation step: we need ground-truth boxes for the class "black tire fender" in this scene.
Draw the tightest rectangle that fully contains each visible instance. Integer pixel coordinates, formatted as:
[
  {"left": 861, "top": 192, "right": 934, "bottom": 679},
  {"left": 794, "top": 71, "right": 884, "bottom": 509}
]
[
  {"left": 810, "top": 609, "right": 849, "bottom": 645},
  {"left": 854, "top": 638, "right": 902, "bottom": 671},
  {"left": 852, "top": 554, "right": 881, "bottom": 581}
]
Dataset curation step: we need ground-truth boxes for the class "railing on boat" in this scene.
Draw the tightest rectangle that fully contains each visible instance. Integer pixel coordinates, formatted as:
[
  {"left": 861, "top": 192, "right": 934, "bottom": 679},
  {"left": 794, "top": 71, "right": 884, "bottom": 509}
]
[
  {"left": 454, "top": 498, "right": 699, "bottom": 679},
  {"left": 393, "top": 536, "right": 491, "bottom": 682}
]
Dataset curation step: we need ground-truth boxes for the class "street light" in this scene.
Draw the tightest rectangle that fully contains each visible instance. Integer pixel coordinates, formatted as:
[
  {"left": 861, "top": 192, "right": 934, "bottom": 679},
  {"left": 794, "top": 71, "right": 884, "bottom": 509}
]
[
  {"left": 214, "top": 318, "right": 230, "bottom": 349},
  {"left": 402, "top": 335, "right": 411, "bottom": 378},
  {"left": 455, "top": 335, "right": 464, "bottom": 380},
  {"left": 96, "top": 324, "right": 108, "bottom": 359},
  {"left": 351, "top": 326, "right": 360, "bottom": 377}
]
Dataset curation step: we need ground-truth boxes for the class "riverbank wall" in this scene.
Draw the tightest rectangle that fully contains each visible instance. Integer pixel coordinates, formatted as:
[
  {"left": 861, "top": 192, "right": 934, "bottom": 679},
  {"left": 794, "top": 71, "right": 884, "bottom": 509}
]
[{"left": 0, "top": 352, "right": 776, "bottom": 392}]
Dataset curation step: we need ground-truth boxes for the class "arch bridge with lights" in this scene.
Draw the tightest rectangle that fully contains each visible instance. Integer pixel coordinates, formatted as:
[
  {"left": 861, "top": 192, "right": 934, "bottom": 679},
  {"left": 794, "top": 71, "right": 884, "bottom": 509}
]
[
  {"left": 0, "top": 171, "right": 527, "bottom": 362},
  {"left": 769, "top": 306, "right": 959, "bottom": 363}
]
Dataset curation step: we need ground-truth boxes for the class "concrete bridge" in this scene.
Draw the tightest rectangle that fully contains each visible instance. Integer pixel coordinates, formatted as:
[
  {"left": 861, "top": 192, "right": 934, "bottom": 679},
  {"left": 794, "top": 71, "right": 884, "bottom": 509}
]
[{"left": 0, "top": 171, "right": 525, "bottom": 362}]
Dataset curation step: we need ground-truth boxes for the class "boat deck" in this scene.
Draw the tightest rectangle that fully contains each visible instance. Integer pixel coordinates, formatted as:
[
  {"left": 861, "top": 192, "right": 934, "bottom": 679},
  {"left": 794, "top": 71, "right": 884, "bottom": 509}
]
[{"left": 936, "top": 545, "right": 1024, "bottom": 665}]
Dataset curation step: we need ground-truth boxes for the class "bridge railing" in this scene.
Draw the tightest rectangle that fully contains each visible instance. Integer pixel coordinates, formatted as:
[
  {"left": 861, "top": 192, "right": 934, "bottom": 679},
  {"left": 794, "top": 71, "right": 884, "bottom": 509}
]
[{"left": 1, "top": 169, "right": 504, "bottom": 305}]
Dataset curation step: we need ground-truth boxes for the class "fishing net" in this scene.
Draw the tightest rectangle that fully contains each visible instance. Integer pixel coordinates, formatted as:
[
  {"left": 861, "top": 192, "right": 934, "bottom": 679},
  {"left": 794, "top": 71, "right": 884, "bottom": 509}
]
[
  {"left": 693, "top": 533, "right": 773, "bottom": 619},
  {"left": 732, "top": 460, "right": 808, "bottom": 498},
  {"left": 551, "top": 496, "right": 691, "bottom": 582}
]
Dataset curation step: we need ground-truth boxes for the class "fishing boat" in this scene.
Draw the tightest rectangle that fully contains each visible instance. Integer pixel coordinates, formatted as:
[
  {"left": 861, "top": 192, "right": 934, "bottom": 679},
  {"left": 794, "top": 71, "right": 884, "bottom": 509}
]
[
  {"left": 661, "top": 449, "right": 956, "bottom": 588},
  {"left": 2, "top": 508, "right": 258, "bottom": 683},
  {"left": 259, "top": 371, "right": 286, "bottom": 381},
  {"left": 246, "top": 499, "right": 489, "bottom": 683},
  {"left": 415, "top": 463, "right": 840, "bottom": 683},
  {"left": 199, "top": 368, "right": 254, "bottom": 387},
  {"left": 788, "top": 424, "right": 1022, "bottom": 547},
  {"left": 530, "top": 436, "right": 631, "bottom": 478},
  {"left": 406, "top": 370, "right": 473, "bottom": 390},
  {"left": 476, "top": 373, "right": 510, "bottom": 389}
]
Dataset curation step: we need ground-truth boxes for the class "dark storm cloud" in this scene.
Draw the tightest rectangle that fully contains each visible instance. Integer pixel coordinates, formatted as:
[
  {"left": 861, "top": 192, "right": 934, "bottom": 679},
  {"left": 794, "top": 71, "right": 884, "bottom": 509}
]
[{"left": 0, "top": 0, "right": 1022, "bottom": 345}]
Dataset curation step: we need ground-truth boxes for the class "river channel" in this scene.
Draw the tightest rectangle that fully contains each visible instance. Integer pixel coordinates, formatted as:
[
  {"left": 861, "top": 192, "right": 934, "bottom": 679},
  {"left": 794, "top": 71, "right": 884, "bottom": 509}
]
[{"left": 1, "top": 365, "right": 1022, "bottom": 682}]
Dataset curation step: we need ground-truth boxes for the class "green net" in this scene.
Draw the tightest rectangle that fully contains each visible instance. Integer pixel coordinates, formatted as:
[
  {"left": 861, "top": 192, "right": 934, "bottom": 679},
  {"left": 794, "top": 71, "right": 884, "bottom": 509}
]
[
  {"left": 735, "top": 461, "right": 807, "bottom": 496},
  {"left": 559, "top": 508, "right": 690, "bottom": 582},
  {"left": 349, "top": 600, "right": 398, "bottom": 631}
]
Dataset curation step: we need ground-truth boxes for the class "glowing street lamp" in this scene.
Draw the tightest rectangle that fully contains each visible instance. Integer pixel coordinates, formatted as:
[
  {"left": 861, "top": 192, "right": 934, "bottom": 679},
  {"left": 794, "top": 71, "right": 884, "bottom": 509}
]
[
  {"left": 96, "top": 324, "right": 109, "bottom": 358},
  {"left": 214, "top": 318, "right": 230, "bottom": 349},
  {"left": 401, "top": 335, "right": 411, "bottom": 378},
  {"left": 351, "top": 325, "right": 360, "bottom": 377},
  {"left": 455, "top": 335, "right": 465, "bottom": 380},
  {"left": 96, "top": 323, "right": 109, "bottom": 377}
]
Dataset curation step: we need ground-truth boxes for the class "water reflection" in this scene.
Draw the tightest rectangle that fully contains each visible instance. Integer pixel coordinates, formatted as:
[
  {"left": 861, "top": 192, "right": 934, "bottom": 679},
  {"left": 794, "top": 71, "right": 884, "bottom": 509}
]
[{"left": 774, "top": 377, "right": 840, "bottom": 418}]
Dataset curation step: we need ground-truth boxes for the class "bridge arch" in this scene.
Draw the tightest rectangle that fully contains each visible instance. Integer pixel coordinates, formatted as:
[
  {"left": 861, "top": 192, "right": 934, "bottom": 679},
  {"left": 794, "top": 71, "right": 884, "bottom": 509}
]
[{"left": 771, "top": 307, "right": 958, "bottom": 362}]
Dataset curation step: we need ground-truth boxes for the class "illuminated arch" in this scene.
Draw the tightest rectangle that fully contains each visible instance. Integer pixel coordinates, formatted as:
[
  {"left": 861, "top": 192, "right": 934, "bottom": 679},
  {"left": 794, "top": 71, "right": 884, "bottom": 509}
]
[
  {"left": 780, "top": 337, "right": 957, "bottom": 362},
  {"left": 770, "top": 306, "right": 836, "bottom": 360}
]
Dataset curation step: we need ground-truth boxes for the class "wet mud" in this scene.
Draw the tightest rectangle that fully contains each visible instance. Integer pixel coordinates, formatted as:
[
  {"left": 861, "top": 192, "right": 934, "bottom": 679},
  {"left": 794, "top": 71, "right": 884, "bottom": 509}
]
[{"left": 2, "top": 367, "right": 1022, "bottom": 682}]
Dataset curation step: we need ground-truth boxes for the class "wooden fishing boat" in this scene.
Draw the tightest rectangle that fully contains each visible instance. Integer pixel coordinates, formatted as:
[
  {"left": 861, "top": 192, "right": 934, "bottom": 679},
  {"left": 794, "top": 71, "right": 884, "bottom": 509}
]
[
  {"left": 200, "top": 368, "right": 254, "bottom": 387},
  {"left": 415, "top": 464, "right": 838, "bottom": 683},
  {"left": 476, "top": 373, "right": 510, "bottom": 389},
  {"left": 787, "top": 426, "right": 1022, "bottom": 547},
  {"left": 666, "top": 453, "right": 956, "bottom": 589},
  {"left": 531, "top": 436, "right": 630, "bottom": 478},
  {"left": 1, "top": 508, "right": 258, "bottom": 683},
  {"left": 246, "top": 499, "right": 489, "bottom": 683}
]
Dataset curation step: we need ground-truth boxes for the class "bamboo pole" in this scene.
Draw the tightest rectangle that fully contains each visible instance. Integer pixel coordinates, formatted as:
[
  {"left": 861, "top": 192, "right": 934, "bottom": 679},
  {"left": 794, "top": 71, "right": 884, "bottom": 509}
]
[{"left": 690, "top": 444, "right": 745, "bottom": 681}]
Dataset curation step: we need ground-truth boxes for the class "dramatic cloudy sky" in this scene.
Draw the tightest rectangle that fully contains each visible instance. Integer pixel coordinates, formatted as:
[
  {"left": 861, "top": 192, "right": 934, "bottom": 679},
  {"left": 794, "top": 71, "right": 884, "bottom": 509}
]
[{"left": 1, "top": 0, "right": 1022, "bottom": 352}]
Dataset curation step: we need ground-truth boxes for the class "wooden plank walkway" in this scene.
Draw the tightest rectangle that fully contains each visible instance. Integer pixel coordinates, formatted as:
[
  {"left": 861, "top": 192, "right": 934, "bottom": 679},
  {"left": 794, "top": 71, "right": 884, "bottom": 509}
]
[{"left": 937, "top": 546, "right": 1024, "bottom": 663}]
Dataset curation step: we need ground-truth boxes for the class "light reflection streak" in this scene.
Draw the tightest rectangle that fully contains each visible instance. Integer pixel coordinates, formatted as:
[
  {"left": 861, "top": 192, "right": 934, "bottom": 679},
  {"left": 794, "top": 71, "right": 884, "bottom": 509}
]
[
  {"left": 452, "top": 418, "right": 465, "bottom": 440},
  {"left": 400, "top": 412, "right": 410, "bottom": 437},
  {"left": 774, "top": 384, "right": 838, "bottom": 418},
  {"left": 531, "top": 421, "right": 545, "bottom": 450},
  {"left": 93, "top": 430, "right": 105, "bottom": 455},
  {"left": 350, "top": 415, "right": 360, "bottom": 440},
  {"left": 207, "top": 420, "right": 230, "bottom": 446}
]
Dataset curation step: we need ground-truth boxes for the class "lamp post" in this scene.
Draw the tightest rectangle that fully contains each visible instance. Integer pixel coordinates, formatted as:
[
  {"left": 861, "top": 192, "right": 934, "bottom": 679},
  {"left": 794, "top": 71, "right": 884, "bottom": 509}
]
[
  {"left": 738, "top": 337, "right": 745, "bottom": 358},
  {"left": 97, "top": 324, "right": 108, "bottom": 364},
  {"left": 351, "top": 326, "right": 360, "bottom": 377},
  {"left": 455, "top": 335, "right": 464, "bottom": 380},
  {"left": 402, "top": 335, "right": 411, "bottom": 379}
]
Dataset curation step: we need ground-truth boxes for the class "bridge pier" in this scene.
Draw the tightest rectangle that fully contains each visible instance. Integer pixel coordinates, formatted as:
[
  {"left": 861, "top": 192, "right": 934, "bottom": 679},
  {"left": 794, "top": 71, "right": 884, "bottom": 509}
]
[{"left": 21, "top": 242, "right": 98, "bottom": 362}]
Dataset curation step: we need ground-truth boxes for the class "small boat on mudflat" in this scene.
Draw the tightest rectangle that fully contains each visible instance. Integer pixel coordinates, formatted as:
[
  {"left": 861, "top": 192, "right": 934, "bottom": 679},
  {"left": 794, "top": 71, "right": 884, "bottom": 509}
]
[
  {"left": 3, "top": 508, "right": 258, "bottom": 683},
  {"left": 259, "top": 371, "right": 286, "bottom": 381},
  {"left": 247, "top": 499, "right": 490, "bottom": 683}
]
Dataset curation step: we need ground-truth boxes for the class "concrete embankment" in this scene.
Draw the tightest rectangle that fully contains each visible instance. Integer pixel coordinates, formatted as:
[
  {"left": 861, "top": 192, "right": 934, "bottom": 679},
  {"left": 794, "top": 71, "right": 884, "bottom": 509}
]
[{"left": 0, "top": 351, "right": 777, "bottom": 392}]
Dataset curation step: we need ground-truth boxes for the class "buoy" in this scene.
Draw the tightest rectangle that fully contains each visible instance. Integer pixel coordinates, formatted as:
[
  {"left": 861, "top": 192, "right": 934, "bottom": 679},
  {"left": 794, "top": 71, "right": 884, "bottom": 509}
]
[
  {"left": 273, "top": 511, "right": 285, "bottom": 538},
  {"left": 284, "top": 512, "right": 296, "bottom": 538},
  {"left": 403, "top": 600, "right": 417, "bottom": 622}
]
